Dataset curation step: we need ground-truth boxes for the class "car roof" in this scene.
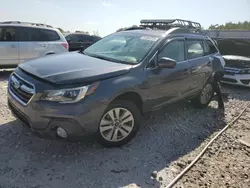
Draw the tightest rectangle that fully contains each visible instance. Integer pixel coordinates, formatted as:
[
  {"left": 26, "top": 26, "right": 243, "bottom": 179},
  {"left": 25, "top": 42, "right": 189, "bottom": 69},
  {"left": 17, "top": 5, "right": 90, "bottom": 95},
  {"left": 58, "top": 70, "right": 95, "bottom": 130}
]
[
  {"left": 119, "top": 29, "right": 206, "bottom": 39},
  {"left": 120, "top": 29, "right": 167, "bottom": 37},
  {"left": 0, "top": 24, "right": 58, "bottom": 31},
  {"left": 67, "top": 33, "right": 101, "bottom": 37}
]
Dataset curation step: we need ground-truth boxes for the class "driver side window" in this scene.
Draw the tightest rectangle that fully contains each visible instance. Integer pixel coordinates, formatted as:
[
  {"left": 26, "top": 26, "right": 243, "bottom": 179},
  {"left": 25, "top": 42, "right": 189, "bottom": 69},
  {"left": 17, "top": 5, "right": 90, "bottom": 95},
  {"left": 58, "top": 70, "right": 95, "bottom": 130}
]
[{"left": 158, "top": 40, "right": 185, "bottom": 62}]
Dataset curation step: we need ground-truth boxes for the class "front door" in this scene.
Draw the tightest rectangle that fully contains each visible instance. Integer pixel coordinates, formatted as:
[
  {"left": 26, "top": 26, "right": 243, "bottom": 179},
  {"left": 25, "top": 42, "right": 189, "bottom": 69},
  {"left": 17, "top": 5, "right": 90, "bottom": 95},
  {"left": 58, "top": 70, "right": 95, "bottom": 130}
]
[
  {"left": 0, "top": 26, "right": 19, "bottom": 66},
  {"left": 145, "top": 38, "right": 191, "bottom": 111}
]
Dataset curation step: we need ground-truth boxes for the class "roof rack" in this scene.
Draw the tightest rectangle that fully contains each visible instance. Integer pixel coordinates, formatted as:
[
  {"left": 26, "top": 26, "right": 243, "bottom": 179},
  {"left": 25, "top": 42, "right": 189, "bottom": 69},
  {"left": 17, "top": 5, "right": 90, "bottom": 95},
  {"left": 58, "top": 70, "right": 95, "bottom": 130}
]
[
  {"left": 0, "top": 21, "right": 53, "bottom": 28},
  {"left": 140, "top": 19, "right": 201, "bottom": 30}
]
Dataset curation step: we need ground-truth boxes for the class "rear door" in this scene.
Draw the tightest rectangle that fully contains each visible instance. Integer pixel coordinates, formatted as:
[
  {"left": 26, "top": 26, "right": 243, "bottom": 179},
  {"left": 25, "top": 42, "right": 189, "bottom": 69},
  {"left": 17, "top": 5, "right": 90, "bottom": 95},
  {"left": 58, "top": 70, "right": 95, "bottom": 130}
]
[
  {"left": 0, "top": 26, "right": 19, "bottom": 66},
  {"left": 146, "top": 37, "right": 192, "bottom": 110},
  {"left": 186, "top": 39, "right": 212, "bottom": 94},
  {"left": 18, "top": 27, "right": 48, "bottom": 63}
]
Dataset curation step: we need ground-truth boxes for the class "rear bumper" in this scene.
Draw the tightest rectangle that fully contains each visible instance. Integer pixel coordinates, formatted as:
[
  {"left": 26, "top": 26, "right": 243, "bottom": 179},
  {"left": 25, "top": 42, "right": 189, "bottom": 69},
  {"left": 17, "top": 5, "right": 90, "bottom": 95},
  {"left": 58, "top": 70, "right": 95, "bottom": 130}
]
[{"left": 222, "top": 74, "right": 250, "bottom": 88}]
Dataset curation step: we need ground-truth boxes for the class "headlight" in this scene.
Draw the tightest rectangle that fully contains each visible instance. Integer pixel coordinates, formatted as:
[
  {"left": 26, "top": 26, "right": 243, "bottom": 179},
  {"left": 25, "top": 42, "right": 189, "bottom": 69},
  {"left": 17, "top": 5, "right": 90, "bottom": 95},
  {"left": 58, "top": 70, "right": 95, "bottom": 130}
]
[
  {"left": 41, "top": 82, "right": 99, "bottom": 103},
  {"left": 238, "top": 69, "right": 250, "bottom": 74}
]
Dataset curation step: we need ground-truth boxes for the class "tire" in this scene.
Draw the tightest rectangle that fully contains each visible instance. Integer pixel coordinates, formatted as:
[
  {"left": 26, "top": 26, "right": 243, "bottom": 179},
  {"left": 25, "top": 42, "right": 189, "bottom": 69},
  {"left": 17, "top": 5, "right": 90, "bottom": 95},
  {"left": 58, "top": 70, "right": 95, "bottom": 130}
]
[
  {"left": 45, "top": 53, "right": 55, "bottom": 56},
  {"left": 191, "top": 83, "right": 214, "bottom": 109},
  {"left": 97, "top": 100, "right": 141, "bottom": 147}
]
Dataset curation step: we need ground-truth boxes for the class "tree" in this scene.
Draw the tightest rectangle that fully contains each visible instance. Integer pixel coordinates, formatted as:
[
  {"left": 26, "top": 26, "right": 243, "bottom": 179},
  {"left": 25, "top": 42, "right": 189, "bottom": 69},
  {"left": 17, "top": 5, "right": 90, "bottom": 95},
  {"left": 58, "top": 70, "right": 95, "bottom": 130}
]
[
  {"left": 209, "top": 21, "right": 250, "bottom": 30},
  {"left": 93, "top": 30, "right": 100, "bottom": 36},
  {"left": 57, "top": 28, "right": 64, "bottom": 33},
  {"left": 116, "top": 25, "right": 139, "bottom": 32}
]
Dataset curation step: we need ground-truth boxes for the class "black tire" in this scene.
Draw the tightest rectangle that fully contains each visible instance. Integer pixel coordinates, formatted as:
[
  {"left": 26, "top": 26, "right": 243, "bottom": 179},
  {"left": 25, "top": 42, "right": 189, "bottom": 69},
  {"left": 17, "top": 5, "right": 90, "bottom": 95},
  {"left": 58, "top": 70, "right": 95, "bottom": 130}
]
[
  {"left": 191, "top": 83, "right": 214, "bottom": 109},
  {"left": 45, "top": 53, "right": 55, "bottom": 56},
  {"left": 97, "top": 100, "right": 141, "bottom": 147}
]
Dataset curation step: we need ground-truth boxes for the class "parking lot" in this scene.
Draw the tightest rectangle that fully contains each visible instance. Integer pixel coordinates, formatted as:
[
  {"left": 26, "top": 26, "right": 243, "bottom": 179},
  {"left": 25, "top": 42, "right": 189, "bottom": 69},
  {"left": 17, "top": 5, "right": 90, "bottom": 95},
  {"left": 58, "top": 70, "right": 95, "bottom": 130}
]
[{"left": 0, "top": 69, "right": 249, "bottom": 188}]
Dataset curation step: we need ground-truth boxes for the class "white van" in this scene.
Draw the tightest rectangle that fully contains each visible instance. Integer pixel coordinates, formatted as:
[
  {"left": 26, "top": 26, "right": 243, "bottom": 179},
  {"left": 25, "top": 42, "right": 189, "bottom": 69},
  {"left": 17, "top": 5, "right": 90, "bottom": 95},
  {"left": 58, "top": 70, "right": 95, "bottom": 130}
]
[{"left": 0, "top": 21, "right": 68, "bottom": 68}]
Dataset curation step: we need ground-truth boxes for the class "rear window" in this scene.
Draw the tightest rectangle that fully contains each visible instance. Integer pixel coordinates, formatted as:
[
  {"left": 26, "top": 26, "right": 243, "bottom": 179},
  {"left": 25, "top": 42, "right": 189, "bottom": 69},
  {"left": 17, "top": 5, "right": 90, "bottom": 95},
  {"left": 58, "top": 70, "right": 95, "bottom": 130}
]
[
  {"left": 66, "top": 34, "right": 101, "bottom": 43},
  {"left": 65, "top": 34, "right": 78, "bottom": 42},
  {"left": 90, "top": 36, "right": 101, "bottom": 42},
  {"left": 19, "top": 27, "right": 60, "bottom": 41}
]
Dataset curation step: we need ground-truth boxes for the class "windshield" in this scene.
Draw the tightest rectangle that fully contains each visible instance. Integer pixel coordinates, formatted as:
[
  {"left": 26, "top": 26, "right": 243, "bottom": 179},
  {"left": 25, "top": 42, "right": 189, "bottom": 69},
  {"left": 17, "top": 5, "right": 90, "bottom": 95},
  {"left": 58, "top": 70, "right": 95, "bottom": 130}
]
[{"left": 83, "top": 32, "right": 159, "bottom": 64}]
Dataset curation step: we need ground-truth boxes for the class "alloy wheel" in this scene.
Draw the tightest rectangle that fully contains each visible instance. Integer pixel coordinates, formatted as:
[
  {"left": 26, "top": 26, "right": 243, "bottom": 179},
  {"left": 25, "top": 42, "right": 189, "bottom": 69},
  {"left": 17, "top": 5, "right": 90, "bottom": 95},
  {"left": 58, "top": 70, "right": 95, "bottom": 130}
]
[
  {"left": 200, "top": 84, "right": 213, "bottom": 104},
  {"left": 99, "top": 107, "right": 134, "bottom": 142}
]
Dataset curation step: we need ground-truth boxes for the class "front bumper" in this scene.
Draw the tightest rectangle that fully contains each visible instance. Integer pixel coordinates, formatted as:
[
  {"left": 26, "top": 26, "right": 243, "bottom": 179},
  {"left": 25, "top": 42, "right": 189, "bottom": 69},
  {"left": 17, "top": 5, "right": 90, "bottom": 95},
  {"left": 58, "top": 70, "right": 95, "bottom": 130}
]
[
  {"left": 7, "top": 86, "right": 108, "bottom": 140},
  {"left": 222, "top": 74, "right": 250, "bottom": 88}
]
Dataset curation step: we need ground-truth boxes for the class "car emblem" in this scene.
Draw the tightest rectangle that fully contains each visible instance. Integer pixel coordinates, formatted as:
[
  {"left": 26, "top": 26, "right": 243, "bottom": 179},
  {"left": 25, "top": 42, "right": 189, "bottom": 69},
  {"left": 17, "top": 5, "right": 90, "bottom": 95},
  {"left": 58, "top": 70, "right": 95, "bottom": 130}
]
[{"left": 11, "top": 76, "right": 21, "bottom": 89}]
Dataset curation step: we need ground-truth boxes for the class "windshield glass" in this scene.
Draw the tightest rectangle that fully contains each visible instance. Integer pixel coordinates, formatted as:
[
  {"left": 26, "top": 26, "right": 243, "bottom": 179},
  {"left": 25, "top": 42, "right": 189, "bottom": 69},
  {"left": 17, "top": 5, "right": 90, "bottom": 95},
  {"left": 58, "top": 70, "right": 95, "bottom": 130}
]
[{"left": 83, "top": 32, "right": 160, "bottom": 64}]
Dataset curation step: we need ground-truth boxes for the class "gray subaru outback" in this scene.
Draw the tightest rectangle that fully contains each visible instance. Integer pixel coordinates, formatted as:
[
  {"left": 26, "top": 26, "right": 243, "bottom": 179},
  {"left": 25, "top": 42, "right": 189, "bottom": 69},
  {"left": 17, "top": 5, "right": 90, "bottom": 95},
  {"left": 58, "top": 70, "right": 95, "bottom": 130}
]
[{"left": 8, "top": 19, "right": 224, "bottom": 147}]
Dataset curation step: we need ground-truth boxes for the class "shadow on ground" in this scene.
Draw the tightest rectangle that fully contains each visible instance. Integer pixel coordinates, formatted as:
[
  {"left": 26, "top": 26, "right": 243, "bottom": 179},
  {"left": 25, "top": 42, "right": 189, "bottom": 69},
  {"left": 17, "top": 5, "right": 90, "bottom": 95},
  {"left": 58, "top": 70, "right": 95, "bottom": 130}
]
[
  {"left": 222, "top": 83, "right": 250, "bottom": 101},
  {"left": 0, "top": 100, "right": 225, "bottom": 188}
]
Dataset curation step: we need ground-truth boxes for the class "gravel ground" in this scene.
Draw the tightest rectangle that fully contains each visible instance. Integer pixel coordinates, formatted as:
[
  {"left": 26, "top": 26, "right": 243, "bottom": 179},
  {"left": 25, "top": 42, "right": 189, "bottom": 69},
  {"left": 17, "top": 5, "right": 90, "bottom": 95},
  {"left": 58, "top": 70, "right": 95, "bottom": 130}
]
[{"left": 0, "top": 69, "right": 249, "bottom": 188}]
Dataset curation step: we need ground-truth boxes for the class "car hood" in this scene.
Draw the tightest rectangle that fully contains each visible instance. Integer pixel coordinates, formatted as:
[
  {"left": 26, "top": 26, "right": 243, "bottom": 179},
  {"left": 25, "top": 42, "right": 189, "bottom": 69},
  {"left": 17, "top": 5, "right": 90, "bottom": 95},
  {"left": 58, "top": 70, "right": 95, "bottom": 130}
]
[
  {"left": 223, "top": 55, "right": 250, "bottom": 62},
  {"left": 19, "top": 52, "right": 132, "bottom": 85},
  {"left": 223, "top": 55, "right": 250, "bottom": 69}
]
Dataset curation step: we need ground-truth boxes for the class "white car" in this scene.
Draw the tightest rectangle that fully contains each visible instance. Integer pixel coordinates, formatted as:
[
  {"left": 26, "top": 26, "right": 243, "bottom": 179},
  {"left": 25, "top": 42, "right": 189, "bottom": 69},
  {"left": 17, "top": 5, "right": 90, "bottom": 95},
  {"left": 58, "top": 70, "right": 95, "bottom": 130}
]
[
  {"left": 0, "top": 21, "right": 68, "bottom": 68},
  {"left": 222, "top": 55, "right": 250, "bottom": 87}
]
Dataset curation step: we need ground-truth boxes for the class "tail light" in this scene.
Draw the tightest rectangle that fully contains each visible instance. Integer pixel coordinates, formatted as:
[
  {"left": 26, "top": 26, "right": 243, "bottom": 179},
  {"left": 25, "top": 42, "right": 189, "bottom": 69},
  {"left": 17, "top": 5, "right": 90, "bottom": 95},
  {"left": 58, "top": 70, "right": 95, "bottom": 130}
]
[{"left": 62, "top": 43, "right": 69, "bottom": 51}]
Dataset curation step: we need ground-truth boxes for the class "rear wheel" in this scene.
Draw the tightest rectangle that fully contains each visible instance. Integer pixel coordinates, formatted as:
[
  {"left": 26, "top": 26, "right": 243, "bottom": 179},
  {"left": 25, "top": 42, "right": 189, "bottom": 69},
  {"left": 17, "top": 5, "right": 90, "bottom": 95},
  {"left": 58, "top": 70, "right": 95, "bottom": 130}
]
[
  {"left": 191, "top": 83, "right": 214, "bottom": 109},
  {"left": 97, "top": 100, "right": 141, "bottom": 147}
]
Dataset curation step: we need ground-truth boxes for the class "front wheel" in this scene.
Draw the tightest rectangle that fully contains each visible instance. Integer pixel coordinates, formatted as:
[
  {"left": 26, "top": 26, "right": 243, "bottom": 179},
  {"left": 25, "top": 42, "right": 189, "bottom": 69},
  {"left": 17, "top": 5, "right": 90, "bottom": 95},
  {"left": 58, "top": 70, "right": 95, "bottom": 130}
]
[
  {"left": 97, "top": 100, "right": 141, "bottom": 147},
  {"left": 191, "top": 83, "right": 214, "bottom": 109}
]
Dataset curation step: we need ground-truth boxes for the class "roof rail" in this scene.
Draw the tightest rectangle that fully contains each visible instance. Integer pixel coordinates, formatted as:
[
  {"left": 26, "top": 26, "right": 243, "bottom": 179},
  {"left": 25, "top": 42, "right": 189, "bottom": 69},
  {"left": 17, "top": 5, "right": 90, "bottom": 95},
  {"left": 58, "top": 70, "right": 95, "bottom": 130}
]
[
  {"left": 140, "top": 19, "right": 201, "bottom": 30},
  {"left": 0, "top": 21, "right": 53, "bottom": 28}
]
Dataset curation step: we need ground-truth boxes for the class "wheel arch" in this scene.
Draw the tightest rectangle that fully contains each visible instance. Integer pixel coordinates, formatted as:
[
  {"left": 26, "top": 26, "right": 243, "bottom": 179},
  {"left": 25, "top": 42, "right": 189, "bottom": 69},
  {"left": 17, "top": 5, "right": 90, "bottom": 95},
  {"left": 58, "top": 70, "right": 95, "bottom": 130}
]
[{"left": 110, "top": 91, "right": 143, "bottom": 114}]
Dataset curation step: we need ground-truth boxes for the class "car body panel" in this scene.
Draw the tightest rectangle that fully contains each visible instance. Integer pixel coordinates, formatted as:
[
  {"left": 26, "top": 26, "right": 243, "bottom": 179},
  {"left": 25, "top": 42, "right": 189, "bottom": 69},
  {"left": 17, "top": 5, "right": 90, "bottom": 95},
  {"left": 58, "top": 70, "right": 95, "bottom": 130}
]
[
  {"left": 222, "top": 55, "right": 250, "bottom": 87},
  {"left": 18, "top": 52, "right": 132, "bottom": 85},
  {"left": 0, "top": 41, "right": 19, "bottom": 65},
  {"left": 7, "top": 29, "right": 221, "bottom": 140},
  {"left": 0, "top": 24, "right": 68, "bottom": 67},
  {"left": 145, "top": 60, "right": 191, "bottom": 110}
]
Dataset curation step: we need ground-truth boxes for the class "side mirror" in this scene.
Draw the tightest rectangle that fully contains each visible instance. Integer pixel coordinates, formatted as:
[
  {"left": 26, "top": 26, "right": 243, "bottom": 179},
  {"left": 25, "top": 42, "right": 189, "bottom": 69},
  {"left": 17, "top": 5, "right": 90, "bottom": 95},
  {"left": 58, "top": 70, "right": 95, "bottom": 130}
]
[{"left": 158, "top": 57, "right": 177, "bottom": 68}]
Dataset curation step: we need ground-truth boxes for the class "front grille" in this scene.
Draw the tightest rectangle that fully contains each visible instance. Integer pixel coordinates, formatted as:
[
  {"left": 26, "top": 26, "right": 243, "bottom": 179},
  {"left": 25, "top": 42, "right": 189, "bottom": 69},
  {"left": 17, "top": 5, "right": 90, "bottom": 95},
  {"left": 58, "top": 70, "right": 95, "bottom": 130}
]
[
  {"left": 240, "top": 79, "right": 250, "bottom": 85},
  {"left": 221, "top": 77, "right": 237, "bottom": 83},
  {"left": 9, "top": 74, "right": 35, "bottom": 104},
  {"left": 8, "top": 101, "right": 30, "bottom": 128}
]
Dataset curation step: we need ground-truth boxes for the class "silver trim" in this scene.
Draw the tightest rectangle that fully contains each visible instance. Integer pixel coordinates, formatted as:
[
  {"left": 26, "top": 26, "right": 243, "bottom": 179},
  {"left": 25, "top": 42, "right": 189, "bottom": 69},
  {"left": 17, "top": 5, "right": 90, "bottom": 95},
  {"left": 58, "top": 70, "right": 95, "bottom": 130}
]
[
  {"left": 13, "top": 73, "right": 35, "bottom": 90},
  {"left": 145, "top": 51, "right": 158, "bottom": 70},
  {"left": 9, "top": 73, "right": 36, "bottom": 106},
  {"left": 20, "top": 85, "right": 35, "bottom": 94}
]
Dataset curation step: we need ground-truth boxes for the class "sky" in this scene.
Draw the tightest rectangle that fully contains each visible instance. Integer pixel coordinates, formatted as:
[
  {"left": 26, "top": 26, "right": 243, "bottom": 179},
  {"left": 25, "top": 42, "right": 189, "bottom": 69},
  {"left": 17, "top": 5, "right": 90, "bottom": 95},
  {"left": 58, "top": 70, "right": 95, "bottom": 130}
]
[{"left": 1, "top": 0, "right": 250, "bottom": 37}]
